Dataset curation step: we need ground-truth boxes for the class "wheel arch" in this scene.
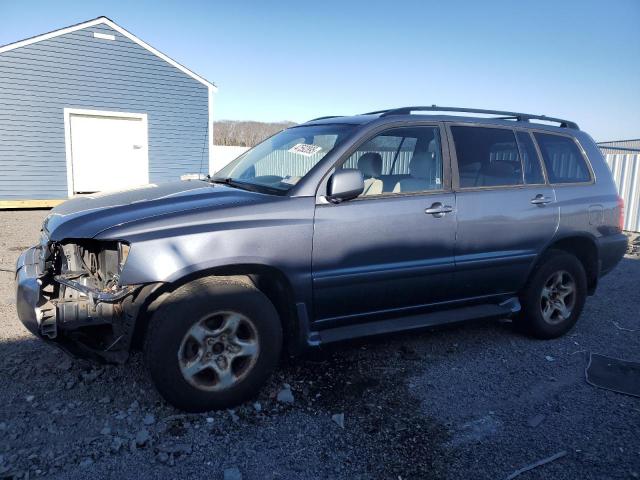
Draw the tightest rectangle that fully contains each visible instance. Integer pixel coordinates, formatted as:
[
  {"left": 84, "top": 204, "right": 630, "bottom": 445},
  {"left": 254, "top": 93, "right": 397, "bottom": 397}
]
[
  {"left": 131, "top": 263, "right": 302, "bottom": 355},
  {"left": 534, "top": 234, "right": 599, "bottom": 295}
]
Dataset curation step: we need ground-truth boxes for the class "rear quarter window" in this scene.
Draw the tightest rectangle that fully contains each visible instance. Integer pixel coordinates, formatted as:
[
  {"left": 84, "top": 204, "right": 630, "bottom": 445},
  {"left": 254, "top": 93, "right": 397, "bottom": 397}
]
[{"left": 534, "top": 133, "right": 591, "bottom": 184}]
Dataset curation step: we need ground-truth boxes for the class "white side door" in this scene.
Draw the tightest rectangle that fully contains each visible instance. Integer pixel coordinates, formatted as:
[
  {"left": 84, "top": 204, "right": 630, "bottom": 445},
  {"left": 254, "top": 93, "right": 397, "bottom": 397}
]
[{"left": 67, "top": 111, "right": 149, "bottom": 193}]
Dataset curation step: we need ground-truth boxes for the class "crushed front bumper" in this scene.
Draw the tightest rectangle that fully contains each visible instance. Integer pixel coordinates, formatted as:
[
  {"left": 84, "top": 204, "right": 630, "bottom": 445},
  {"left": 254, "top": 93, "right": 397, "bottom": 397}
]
[
  {"left": 15, "top": 246, "right": 48, "bottom": 337},
  {"left": 15, "top": 246, "right": 158, "bottom": 363}
]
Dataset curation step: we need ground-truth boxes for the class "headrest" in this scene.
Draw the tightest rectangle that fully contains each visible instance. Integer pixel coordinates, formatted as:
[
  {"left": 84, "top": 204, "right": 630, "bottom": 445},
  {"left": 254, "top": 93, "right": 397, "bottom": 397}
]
[
  {"left": 481, "top": 161, "right": 518, "bottom": 178},
  {"left": 409, "top": 151, "right": 433, "bottom": 179},
  {"left": 358, "top": 152, "right": 383, "bottom": 178}
]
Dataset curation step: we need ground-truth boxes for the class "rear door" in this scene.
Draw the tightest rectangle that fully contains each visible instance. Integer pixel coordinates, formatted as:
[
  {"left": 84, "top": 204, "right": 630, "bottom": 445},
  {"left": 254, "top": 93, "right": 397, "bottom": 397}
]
[
  {"left": 311, "top": 124, "right": 457, "bottom": 325},
  {"left": 448, "top": 124, "right": 559, "bottom": 298}
]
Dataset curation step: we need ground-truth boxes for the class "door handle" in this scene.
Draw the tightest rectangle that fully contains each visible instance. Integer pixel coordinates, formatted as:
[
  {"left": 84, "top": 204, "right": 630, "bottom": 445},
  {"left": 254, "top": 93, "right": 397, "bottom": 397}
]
[
  {"left": 425, "top": 202, "right": 453, "bottom": 217},
  {"left": 530, "top": 194, "right": 552, "bottom": 205}
]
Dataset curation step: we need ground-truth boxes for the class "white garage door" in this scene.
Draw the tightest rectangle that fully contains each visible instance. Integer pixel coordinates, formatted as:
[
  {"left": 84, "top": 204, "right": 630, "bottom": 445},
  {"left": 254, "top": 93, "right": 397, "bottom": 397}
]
[{"left": 68, "top": 111, "right": 149, "bottom": 194}]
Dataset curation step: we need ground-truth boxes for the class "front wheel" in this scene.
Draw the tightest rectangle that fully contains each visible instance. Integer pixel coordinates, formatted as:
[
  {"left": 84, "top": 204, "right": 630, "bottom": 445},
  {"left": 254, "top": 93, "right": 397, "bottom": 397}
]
[
  {"left": 517, "top": 250, "right": 587, "bottom": 339},
  {"left": 144, "top": 277, "right": 282, "bottom": 412}
]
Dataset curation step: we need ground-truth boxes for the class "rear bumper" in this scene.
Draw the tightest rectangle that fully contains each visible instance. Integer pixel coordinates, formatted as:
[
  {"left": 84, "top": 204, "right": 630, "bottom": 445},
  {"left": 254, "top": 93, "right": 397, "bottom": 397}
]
[{"left": 598, "top": 233, "right": 628, "bottom": 277}]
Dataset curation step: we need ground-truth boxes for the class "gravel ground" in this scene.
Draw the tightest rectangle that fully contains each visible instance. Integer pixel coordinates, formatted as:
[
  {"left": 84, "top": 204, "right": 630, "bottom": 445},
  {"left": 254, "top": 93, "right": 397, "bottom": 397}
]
[{"left": 1, "top": 210, "right": 639, "bottom": 480}]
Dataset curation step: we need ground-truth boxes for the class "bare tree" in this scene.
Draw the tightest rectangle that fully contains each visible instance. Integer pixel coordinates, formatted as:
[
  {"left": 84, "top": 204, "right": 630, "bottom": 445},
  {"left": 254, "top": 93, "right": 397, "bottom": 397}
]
[{"left": 214, "top": 120, "right": 296, "bottom": 147}]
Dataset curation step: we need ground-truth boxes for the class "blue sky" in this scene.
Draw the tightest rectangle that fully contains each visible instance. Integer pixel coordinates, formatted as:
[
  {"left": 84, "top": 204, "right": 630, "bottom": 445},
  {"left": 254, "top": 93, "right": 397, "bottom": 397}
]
[{"left": 1, "top": 0, "right": 639, "bottom": 141}]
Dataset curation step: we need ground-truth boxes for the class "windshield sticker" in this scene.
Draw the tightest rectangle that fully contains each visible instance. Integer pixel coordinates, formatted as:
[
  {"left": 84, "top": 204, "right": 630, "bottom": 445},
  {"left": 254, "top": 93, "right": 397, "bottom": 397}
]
[{"left": 288, "top": 143, "right": 322, "bottom": 157}]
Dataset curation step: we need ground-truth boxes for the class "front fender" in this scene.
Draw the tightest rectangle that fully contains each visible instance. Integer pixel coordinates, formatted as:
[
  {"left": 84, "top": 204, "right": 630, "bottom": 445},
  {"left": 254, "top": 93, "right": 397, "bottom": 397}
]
[
  {"left": 118, "top": 231, "right": 312, "bottom": 286},
  {"left": 113, "top": 206, "right": 315, "bottom": 309}
]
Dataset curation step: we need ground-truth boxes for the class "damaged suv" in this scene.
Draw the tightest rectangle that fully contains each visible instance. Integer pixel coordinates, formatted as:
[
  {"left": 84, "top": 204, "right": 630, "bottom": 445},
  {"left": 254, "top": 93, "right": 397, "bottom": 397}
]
[{"left": 16, "top": 106, "right": 627, "bottom": 412}]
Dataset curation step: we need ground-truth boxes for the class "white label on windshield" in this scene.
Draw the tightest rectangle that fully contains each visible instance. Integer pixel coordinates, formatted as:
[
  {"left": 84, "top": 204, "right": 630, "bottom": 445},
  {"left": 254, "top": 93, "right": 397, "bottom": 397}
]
[{"left": 288, "top": 143, "right": 322, "bottom": 157}]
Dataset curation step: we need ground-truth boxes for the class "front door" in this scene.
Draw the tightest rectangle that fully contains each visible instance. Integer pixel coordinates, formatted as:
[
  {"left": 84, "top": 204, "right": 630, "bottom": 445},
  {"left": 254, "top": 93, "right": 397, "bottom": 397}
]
[
  {"left": 311, "top": 125, "right": 457, "bottom": 325},
  {"left": 448, "top": 125, "right": 559, "bottom": 298}
]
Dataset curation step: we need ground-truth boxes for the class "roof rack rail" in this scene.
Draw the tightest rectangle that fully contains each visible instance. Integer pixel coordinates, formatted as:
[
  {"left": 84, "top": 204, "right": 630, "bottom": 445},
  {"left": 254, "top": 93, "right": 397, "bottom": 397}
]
[{"left": 363, "top": 105, "right": 579, "bottom": 130}]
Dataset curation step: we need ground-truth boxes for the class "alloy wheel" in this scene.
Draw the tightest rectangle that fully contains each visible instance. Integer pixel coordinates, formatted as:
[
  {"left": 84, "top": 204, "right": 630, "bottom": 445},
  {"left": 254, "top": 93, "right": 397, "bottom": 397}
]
[
  {"left": 540, "top": 270, "right": 576, "bottom": 325},
  {"left": 178, "top": 311, "right": 259, "bottom": 391}
]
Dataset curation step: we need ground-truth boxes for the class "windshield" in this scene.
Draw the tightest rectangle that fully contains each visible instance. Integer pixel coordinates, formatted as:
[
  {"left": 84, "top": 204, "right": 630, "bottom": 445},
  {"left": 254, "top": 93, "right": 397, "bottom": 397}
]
[{"left": 213, "top": 124, "right": 356, "bottom": 192}]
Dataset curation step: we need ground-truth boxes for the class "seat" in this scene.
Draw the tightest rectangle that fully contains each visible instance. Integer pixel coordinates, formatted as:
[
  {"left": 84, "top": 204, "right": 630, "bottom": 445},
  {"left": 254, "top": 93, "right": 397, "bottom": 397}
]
[
  {"left": 477, "top": 161, "right": 520, "bottom": 186},
  {"left": 357, "top": 152, "right": 383, "bottom": 196},
  {"left": 393, "top": 151, "right": 434, "bottom": 193},
  {"left": 380, "top": 174, "right": 409, "bottom": 192}
]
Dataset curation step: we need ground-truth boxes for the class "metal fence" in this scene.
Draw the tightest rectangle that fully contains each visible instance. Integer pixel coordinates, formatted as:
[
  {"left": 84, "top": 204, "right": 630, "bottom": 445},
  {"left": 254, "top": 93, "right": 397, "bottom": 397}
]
[
  {"left": 598, "top": 139, "right": 640, "bottom": 156},
  {"left": 605, "top": 153, "right": 640, "bottom": 232},
  {"left": 251, "top": 149, "right": 422, "bottom": 177}
]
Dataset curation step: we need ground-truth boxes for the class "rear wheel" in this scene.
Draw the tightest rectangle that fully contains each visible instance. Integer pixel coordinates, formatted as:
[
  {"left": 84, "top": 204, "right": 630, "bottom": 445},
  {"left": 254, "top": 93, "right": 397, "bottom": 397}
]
[
  {"left": 517, "top": 250, "right": 587, "bottom": 339},
  {"left": 144, "top": 277, "right": 282, "bottom": 412}
]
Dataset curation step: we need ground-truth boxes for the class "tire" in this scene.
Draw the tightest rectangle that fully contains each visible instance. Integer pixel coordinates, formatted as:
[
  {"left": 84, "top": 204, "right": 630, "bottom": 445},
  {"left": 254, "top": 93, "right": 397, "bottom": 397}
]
[
  {"left": 517, "top": 249, "right": 587, "bottom": 339},
  {"left": 144, "top": 277, "right": 282, "bottom": 412}
]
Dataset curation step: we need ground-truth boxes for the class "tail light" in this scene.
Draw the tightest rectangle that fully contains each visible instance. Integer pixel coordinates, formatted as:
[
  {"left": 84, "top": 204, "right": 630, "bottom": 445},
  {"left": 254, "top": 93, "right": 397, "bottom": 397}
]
[{"left": 617, "top": 196, "right": 625, "bottom": 231}]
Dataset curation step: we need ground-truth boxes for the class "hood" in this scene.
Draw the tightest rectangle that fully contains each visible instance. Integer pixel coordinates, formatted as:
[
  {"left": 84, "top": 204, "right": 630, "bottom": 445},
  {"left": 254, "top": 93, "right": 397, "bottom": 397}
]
[{"left": 44, "top": 181, "right": 269, "bottom": 240}]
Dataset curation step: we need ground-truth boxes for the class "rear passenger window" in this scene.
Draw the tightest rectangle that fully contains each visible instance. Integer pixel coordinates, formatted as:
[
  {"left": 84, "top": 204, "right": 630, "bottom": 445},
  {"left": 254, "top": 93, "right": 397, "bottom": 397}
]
[
  {"left": 516, "top": 131, "right": 545, "bottom": 184},
  {"left": 451, "top": 126, "right": 523, "bottom": 188},
  {"left": 534, "top": 133, "right": 591, "bottom": 184},
  {"left": 340, "top": 126, "right": 443, "bottom": 196}
]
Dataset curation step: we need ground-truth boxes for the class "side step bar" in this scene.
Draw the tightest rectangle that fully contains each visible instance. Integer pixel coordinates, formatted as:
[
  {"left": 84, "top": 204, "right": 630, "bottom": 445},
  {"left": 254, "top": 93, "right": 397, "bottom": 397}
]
[{"left": 312, "top": 299, "right": 520, "bottom": 345}]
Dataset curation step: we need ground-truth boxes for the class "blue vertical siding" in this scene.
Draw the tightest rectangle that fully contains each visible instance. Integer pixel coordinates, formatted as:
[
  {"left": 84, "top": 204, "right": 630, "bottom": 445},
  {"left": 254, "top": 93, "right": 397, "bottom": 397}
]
[{"left": 0, "top": 23, "right": 209, "bottom": 200}]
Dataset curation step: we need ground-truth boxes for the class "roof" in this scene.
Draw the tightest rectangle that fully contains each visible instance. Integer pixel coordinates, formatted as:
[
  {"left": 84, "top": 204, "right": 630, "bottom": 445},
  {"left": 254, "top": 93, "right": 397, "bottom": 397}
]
[{"left": 0, "top": 16, "right": 217, "bottom": 91}]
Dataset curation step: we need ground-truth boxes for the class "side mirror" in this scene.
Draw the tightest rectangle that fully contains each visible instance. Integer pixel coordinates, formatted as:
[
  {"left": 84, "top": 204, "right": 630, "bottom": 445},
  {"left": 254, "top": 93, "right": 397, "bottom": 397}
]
[{"left": 327, "top": 169, "right": 364, "bottom": 203}]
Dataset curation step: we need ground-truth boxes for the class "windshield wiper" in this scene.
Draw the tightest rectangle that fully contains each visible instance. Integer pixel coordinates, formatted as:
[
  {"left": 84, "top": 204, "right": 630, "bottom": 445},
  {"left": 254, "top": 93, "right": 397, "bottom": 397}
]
[
  {"left": 210, "top": 177, "right": 233, "bottom": 185},
  {"left": 210, "top": 177, "right": 285, "bottom": 195},
  {"left": 209, "top": 177, "right": 248, "bottom": 190}
]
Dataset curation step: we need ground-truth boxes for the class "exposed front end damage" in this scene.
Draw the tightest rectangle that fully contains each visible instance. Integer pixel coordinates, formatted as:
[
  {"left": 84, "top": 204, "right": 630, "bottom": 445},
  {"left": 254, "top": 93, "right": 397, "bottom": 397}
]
[{"left": 15, "top": 237, "right": 159, "bottom": 363}]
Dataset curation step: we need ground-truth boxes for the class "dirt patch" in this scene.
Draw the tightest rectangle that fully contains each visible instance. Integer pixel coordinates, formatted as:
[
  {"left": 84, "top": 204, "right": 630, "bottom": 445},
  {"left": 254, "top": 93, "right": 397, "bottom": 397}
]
[{"left": 277, "top": 345, "right": 451, "bottom": 478}]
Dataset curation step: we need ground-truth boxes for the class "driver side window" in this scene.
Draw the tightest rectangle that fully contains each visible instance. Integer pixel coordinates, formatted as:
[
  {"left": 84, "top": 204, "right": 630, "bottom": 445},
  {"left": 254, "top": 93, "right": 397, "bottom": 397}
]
[{"left": 339, "top": 126, "right": 443, "bottom": 196}]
